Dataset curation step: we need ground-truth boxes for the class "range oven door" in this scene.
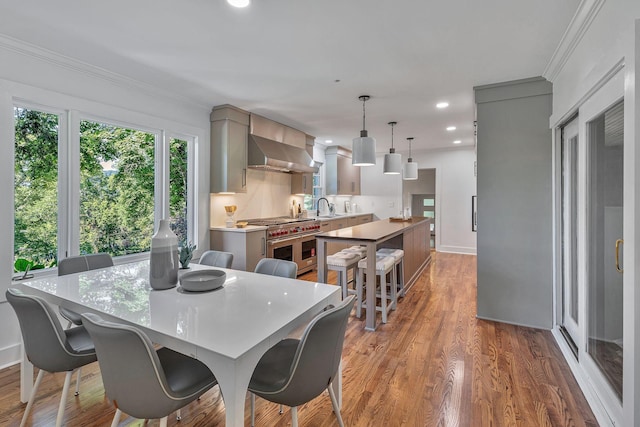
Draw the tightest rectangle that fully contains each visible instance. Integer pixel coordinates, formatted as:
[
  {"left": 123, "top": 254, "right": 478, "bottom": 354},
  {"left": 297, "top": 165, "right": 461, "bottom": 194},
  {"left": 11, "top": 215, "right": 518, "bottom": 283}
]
[
  {"left": 297, "top": 234, "right": 318, "bottom": 274},
  {"left": 267, "top": 237, "right": 296, "bottom": 263}
]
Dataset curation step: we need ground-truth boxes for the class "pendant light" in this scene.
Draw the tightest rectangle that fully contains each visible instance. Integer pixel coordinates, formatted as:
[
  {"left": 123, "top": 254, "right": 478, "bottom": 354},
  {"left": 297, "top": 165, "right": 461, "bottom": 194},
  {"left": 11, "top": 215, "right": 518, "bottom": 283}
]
[
  {"left": 403, "top": 137, "right": 418, "bottom": 180},
  {"left": 383, "top": 121, "right": 401, "bottom": 174},
  {"left": 352, "top": 95, "right": 376, "bottom": 166}
]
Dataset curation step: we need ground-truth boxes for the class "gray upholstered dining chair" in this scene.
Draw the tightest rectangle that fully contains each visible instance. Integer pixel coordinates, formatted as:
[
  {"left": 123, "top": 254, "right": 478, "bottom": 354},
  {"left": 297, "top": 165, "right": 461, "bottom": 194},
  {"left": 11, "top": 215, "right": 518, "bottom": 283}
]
[
  {"left": 6, "top": 288, "right": 97, "bottom": 427},
  {"left": 81, "top": 312, "right": 218, "bottom": 427},
  {"left": 58, "top": 253, "right": 114, "bottom": 327},
  {"left": 248, "top": 295, "right": 355, "bottom": 427},
  {"left": 253, "top": 258, "right": 298, "bottom": 278},
  {"left": 199, "top": 250, "right": 234, "bottom": 268},
  {"left": 56, "top": 252, "right": 114, "bottom": 396}
]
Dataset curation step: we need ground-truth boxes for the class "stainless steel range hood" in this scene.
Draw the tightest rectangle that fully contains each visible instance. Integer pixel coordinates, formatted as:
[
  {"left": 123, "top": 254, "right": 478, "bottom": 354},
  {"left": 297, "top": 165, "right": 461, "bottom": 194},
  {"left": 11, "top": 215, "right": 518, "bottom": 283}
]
[
  {"left": 247, "top": 114, "right": 319, "bottom": 174},
  {"left": 248, "top": 135, "right": 318, "bottom": 173}
]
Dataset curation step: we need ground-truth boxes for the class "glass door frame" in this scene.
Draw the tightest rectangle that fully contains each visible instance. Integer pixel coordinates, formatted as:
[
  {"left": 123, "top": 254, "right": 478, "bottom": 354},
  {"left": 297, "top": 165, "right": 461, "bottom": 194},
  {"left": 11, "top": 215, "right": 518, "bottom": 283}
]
[{"left": 559, "top": 117, "right": 580, "bottom": 353}]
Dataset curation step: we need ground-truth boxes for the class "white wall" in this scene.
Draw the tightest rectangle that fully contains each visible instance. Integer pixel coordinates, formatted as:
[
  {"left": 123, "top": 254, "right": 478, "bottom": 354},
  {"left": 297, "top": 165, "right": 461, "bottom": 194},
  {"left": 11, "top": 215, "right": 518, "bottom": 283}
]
[
  {"left": 210, "top": 169, "right": 303, "bottom": 226},
  {"left": 357, "top": 147, "right": 477, "bottom": 254},
  {"left": 547, "top": 2, "right": 640, "bottom": 426},
  {"left": 0, "top": 38, "right": 212, "bottom": 368}
]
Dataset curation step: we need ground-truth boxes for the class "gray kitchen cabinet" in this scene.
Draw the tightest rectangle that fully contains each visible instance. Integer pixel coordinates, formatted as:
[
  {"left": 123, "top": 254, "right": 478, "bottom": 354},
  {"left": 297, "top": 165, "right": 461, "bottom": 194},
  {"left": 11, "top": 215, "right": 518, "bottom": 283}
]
[
  {"left": 210, "top": 228, "right": 266, "bottom": 272},
  {"left": 291, "top": 173, "right": 313, "bottom": 195},
  {"left": 210, "top": 105, "right": 249, "bottom": 194},
  {"left": 291, "top": 135, "right": 317, "bottom": 195},
  {"left": 325, "top": 146, "right": 360, "bottom": 195}
]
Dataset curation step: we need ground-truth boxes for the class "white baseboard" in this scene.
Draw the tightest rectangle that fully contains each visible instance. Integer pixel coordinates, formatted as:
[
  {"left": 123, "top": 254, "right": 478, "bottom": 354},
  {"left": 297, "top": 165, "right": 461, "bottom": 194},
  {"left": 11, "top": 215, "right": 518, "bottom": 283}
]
[
  {"left": 0, "top": 343, "right": 20, "bottom": 370},
  {"left": 437, "top": 245, "right": 476, "bottom": 255},
  {"left": 551, "top": 328, "right": 616, "bottom": 427}
]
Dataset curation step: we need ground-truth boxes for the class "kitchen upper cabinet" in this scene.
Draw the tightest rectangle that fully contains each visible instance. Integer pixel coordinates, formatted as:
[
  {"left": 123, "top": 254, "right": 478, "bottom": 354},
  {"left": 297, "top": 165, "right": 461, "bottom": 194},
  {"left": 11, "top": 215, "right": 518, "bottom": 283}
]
[
  {"left": 325, "top": 146, "right": 360, "bottom": 195},
  {"left": 291, "top": 135, "right": 317, "bottom": 195},
  {"left": 291, "top": 173, "right": 313, "bottom": 195},
  {"left": 210, "top": 105, "right": 250, "bottom": 193}
]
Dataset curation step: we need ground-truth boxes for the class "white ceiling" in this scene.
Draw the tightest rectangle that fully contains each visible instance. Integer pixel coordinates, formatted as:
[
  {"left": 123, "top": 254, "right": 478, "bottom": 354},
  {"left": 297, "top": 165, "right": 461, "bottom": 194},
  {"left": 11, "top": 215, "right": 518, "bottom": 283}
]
[{"left": 1, "top": 0, "right": 580, "bottom": 153}]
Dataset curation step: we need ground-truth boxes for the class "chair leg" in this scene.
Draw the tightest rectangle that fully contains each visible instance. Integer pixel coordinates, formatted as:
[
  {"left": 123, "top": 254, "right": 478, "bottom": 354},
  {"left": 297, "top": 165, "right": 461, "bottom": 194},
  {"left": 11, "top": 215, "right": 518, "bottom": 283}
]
[
  {"left": 250, "top": 393, "right": 255, "bottom": 427},
  {"left": 159, "top": 417, "right": 168, "bottom": 427},
  {"left": 279, "top": 404, "right": 284, "bottom": 414},
  {"left": 20, "top": 369, "right": 44, "bottom": 427},
  {"left": 389, "top": 269, "right": 397, "bottom": 310},
  {"left": 390, "top": 268, "right": 397, "bottom": 310},
  {"left": 74, "top": 367, "right": 82, "bottom": 396},
  {"left": 110, "top": 409, "right": 122, "bottom": 427},
  {"left": 380, "top": 272, "right": 387, "bottom": 324},
  {"left": 291, "top": 406, "right": 298, "bottom": 427},
  {"left": 176, "top": 408, "right": 181, "bottom": 421},
  {"left": 55, "top": 371, "right": 73, "bottom": 427},
  {"left": 356, "top": 268, "right": 363, "bottom": 318},
  {"left": 328, "top": 385, "right": 345, "bottom": 427}
]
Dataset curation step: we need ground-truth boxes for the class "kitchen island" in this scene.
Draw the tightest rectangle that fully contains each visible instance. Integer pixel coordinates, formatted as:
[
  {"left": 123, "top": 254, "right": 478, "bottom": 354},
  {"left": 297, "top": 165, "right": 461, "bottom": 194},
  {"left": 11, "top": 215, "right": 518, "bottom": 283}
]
[{"left": 316, "top": 216, "right": 431, "bottom": 330}]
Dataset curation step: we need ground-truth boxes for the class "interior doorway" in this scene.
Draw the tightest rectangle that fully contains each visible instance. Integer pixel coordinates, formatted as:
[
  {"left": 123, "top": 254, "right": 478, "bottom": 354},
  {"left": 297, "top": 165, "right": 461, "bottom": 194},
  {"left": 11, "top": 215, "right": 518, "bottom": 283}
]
[{"left": 404, "top": 168, "right": 436, "bottom": 249}]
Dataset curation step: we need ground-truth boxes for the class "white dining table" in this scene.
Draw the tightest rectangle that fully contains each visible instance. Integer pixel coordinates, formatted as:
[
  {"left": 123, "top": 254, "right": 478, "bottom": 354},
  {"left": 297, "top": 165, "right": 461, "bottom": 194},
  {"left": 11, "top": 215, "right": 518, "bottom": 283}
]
[{"left": 17, "top": 260, "right": 341, "bottom": 427}]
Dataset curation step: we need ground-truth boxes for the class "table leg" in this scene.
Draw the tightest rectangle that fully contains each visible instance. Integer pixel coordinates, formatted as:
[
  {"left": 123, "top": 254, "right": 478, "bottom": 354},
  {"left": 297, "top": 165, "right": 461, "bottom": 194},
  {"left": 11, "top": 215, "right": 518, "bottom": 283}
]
[
  {"left": 203, "top": 350, "right": 265, "bottom": 427},
  {"left": 364, "top": 242, "right": 377, "bottom": 331},
  {"left": 317, "top": 238, "right": 327, "bottom": 283},
  {"left": 20, "top": 338, "right": 33, "bottom": 403}
]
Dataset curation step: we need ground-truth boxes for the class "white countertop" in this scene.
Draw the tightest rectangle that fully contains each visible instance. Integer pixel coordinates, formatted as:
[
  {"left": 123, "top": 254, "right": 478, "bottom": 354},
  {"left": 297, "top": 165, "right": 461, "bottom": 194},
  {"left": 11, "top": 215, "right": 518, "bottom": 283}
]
[
  {"left": 308, "top": 212, "right": 373, "bottom": 220},
  {"left": 210, "top": 225, "right": 267, "bottom": 232},
  {"left": 210, "top": 213, "right": 373, "bottom": 232}
]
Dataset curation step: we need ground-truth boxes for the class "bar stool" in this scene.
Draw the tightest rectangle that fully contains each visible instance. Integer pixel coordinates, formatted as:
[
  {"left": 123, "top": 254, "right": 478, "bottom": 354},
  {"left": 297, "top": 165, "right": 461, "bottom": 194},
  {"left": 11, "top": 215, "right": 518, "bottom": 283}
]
[
  {"left": 326, "top": 251, "right": 361, "bottom": 299},
  {"left": 342, "top": 245, "right": 367, "bottom": 258},
  {"left": 377, "top": 248, "right": 405, "bottom": 297},
  {"left": 356, "top": 255, "right": 396, "bottom": 323}
]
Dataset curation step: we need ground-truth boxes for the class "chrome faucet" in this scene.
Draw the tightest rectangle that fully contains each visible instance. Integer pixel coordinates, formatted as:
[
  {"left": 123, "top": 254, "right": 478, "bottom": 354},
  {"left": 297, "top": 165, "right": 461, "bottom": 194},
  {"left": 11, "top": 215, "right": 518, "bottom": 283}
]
[{"left": 317, "top": 197, "right": 330, "bottom": 217}]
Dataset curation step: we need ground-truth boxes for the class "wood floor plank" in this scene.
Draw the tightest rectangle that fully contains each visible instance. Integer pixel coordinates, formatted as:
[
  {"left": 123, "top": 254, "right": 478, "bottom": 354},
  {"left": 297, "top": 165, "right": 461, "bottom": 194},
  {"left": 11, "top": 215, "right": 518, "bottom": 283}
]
[{"left": 0, "top": 253, "right": 598, "bottom": 426}]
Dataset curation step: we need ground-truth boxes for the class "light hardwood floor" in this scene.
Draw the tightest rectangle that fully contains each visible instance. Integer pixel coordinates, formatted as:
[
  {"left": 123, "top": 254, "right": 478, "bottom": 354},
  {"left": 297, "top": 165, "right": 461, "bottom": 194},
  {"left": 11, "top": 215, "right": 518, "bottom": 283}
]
[{"left": 0, "top": 253, "right": 598, "bottom": 426}]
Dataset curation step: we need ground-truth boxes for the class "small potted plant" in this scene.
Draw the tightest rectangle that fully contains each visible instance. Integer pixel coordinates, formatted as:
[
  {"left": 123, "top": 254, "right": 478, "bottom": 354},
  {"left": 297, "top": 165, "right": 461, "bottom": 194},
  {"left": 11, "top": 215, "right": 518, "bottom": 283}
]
[{"left": 179, "top": 241, "right": 197, "bottom": 269}]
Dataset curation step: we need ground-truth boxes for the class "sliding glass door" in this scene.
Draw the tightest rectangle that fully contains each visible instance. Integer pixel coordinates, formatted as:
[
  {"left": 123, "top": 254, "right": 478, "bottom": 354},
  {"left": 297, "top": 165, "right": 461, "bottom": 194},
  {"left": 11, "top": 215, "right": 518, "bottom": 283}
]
[
  {"left": 555, "top": 70, "right": 625, "bottom": 425},
  {"left": 586, "top": 100, "right": 624, "bottom": 401}
]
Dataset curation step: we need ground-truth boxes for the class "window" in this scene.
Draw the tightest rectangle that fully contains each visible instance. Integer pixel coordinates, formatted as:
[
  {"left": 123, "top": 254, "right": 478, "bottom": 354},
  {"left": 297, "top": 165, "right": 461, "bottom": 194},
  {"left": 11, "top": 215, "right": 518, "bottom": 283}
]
[
  {"left": 12, "top": 102, "right": 196, "bottom": 272},
  {"left": 304, "top": 169, "right": 323, "bottom": 211},
  {"left": 79, "top": 120, "right": 155, "bottom": 256},
  {"left": 14, "top": 107, "right": 59, "bottom": 269}
]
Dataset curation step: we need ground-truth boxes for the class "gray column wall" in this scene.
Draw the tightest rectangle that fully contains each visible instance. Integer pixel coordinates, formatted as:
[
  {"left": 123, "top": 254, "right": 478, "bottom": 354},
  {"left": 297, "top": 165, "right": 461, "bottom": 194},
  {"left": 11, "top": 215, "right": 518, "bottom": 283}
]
[{"left": 474, "top": 77, "right": 553, "bottom": 329}]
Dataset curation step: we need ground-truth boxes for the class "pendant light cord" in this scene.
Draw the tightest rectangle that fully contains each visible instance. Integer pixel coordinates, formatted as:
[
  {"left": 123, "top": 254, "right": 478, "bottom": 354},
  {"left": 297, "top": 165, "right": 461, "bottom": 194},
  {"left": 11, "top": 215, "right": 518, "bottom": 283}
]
[
  {"left": 362, "top": 98, "right": 366, "bottom": 131},
  {"left": 391, "top": 123, "right": 395, "bottom": 149}
]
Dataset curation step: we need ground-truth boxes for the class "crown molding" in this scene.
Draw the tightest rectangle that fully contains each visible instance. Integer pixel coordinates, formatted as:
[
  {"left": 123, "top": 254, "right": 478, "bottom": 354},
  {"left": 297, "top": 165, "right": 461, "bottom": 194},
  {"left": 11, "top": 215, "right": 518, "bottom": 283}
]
[
  {"left": 0, "top": 33, "right": 209, "bottom": 110},
  {"left": 543, "top": 0, "right": 606, "bottom": 82}
]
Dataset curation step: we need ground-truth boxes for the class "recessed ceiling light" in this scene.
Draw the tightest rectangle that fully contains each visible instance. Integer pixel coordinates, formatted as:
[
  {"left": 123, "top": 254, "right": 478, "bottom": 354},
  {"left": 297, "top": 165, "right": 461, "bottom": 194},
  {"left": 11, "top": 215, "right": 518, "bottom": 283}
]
[
  {"left": 227, "top": 0, "right": 250, "bottom": 8},
  {"left": 446, "top": 126, "right": 456, "bottom": 131},
  {"left": 453, "top": 140, "right": 462, "bottom": 144},
  {"left": 325, "top": 139, "right": 333, "bottom": 144},
  {"left": 436, "top": 102, "right": 449, "bottom": 109}
]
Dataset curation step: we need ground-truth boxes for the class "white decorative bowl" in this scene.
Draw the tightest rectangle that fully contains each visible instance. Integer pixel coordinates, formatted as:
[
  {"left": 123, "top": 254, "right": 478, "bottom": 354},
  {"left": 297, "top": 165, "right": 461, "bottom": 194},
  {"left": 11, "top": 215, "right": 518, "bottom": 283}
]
[{"left": 179, "top": 269, "right": 226, "bottom": 292}]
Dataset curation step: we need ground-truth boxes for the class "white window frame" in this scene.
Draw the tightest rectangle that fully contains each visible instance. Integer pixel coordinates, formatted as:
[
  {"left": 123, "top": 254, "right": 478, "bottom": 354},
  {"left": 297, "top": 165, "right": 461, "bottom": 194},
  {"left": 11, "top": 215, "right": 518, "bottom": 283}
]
[{"left": 10, "top": 102, "right": 198, "bottom": 274}]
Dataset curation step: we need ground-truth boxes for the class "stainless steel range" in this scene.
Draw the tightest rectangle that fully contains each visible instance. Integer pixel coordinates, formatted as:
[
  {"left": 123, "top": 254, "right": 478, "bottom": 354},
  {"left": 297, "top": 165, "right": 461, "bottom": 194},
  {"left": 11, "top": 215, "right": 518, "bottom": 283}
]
[{"left": 245, "top": 217, "right": 320, "bottom": 275}]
